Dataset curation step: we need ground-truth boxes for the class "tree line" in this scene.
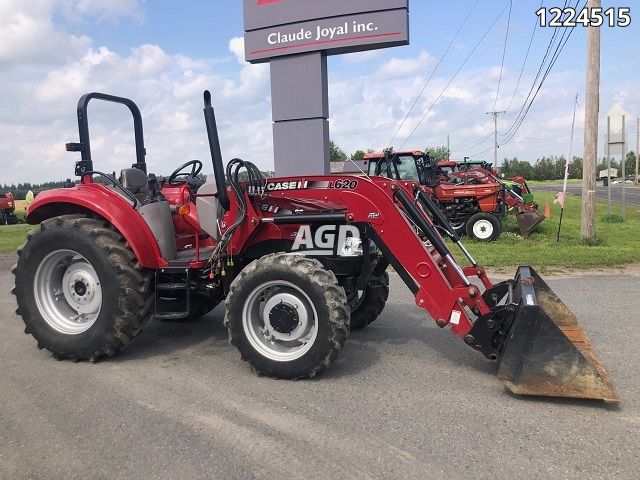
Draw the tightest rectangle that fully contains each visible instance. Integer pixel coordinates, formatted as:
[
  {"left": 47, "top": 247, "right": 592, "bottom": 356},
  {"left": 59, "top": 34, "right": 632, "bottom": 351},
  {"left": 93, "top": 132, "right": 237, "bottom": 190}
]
[
  {"left": 500, "top": 151, "right": 637, "bottom": 181},
  {"left": 330, "top": 139, "right": 638, "bottom": 181},
  {"left": 1, "top": 180, "right": 73, "bottom": 200}
]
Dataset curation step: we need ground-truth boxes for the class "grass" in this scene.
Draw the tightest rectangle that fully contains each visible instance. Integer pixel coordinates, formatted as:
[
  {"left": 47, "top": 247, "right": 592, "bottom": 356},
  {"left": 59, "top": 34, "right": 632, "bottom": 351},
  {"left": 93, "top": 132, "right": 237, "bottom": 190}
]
[
  {"left": 455, "top": 191, "right": 640, "bottom": 271},
  {"left": 527, "top": 179, "right": 583, "bottom": 186},
  {"left": 0, "top": 225, "right": 31, "bottom": 253}
]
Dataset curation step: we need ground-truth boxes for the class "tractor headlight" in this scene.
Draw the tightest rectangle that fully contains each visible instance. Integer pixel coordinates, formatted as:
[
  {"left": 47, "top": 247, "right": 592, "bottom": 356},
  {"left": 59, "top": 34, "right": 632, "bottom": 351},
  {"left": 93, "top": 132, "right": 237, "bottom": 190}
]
[{"left": 339, "top": 237, "right": 363, "bottom": 257}]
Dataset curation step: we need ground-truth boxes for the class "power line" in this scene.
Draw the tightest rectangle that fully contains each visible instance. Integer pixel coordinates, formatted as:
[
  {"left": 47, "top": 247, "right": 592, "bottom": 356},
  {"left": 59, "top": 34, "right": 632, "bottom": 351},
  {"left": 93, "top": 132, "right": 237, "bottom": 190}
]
[
  {"left": 500, "top": 0, "right": 581, "bottom": 144},
  {"left": 504, "top": 0, "right": 543, "bottom": 112},
  {"left": 397, "top": 0, "right": 511, "bottom": 152},
  {"left": 500, "top": 7, "right": 582, "bottom": 147},
  {"left": 451, "top": 131, "right": 494, "bottom": 152},
  {"left": 501, "top": 0, "right": 570, "bottom": 138},
  {"left": 465, "top": 145, "right": 495, "bottom": 158},
  {"left": 493, "top": 0, "right": 512, "bottom": 112},
  {"left": 386, "top": 0, "right": 480, "bottom": 148}
]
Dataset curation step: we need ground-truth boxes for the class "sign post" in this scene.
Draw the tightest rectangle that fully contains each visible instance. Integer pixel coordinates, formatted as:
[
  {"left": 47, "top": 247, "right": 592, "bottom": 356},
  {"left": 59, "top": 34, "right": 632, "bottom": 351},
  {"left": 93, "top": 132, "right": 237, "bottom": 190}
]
[{"left": 243, "top": 0, "right": 409, "bottom": 176}]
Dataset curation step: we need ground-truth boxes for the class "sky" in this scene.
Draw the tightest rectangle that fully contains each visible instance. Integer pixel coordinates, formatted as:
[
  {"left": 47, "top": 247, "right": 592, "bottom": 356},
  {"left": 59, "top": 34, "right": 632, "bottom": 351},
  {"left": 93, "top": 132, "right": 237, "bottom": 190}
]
[{"left": 1, "top": 0, "right": 638, "bottom": 184}]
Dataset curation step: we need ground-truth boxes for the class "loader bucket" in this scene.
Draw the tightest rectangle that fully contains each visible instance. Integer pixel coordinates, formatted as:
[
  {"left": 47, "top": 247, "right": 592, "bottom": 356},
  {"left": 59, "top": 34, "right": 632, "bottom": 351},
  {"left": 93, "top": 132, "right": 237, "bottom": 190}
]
[
  {"left": 515, "top": 209, "right": 545, "bottom": 236},
  {"left": 497, "top": 267, "right": 619, "bottom": 403}
]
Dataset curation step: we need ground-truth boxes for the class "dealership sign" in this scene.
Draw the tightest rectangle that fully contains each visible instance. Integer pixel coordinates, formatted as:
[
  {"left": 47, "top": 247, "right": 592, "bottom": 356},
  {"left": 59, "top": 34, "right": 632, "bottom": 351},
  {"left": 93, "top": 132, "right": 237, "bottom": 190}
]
[{"left": 243, "top": 0, "right": 409, "bottom": 63}]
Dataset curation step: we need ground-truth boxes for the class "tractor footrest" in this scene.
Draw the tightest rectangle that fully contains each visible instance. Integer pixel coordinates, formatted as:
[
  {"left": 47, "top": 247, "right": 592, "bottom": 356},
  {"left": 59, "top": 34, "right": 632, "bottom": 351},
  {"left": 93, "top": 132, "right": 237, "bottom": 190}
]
[
  {"left": 154, "top": 270, "right": 191, "bottom": 321},
  {"left": 155, "top": 311, "right": 189, "bottom": 321},
  {"left": 156, "top": 282, "right": 188, "bottom": 291}
]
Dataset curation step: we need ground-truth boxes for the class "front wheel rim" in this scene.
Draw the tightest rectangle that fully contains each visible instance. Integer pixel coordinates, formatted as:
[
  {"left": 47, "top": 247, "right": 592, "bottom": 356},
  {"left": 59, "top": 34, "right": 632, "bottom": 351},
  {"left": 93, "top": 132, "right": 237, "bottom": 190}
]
[
  {"left": 33, "top": 249, "right": 102, "bottom": 335},
  {"left": 242, "top": 280, "right": 319, "bottom": 362},
  {"left": 472, "top": 219, "right": 494, "bottom": 240}
]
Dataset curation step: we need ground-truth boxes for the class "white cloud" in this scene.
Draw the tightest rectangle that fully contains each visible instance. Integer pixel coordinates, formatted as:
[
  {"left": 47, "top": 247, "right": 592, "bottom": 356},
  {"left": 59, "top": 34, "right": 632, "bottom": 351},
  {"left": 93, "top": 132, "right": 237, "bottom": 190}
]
[
  {"left": 0, "top": 22, "right": 274, "bottom": 183},
  {"left": 0, "top": 0, "right": 143, "bottom": 68},
  {"left": 377, "top": 51, "right": 434, "bottom": 77},
  {"left": 343, "top": 50, "right": 383, "bottom": 64}
]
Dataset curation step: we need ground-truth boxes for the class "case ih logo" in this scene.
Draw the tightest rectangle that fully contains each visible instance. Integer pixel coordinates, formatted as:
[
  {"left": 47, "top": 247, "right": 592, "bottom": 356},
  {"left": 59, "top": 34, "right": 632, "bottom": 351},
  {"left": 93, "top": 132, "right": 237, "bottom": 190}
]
[{"left": 257, "top": 0, "right": 282, "bottom": 5}]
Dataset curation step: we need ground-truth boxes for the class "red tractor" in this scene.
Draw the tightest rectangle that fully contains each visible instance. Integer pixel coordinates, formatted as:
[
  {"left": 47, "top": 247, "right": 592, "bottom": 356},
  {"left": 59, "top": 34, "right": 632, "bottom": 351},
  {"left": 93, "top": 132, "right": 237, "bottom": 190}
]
[
  {"left": 364, "top": 151, "right": 505, "bottom": 241},
  {"left": 364, "top": 152, "right": 544, "bottom": 239},
  {"left": 441, "top": 159, "right": 545, "bottom": 236},
  {"left": 12, "top": 91, "right": 617, "bottom": 402},
  {"left": 0, "top": 191, "right": 18, "bottom": 225}
]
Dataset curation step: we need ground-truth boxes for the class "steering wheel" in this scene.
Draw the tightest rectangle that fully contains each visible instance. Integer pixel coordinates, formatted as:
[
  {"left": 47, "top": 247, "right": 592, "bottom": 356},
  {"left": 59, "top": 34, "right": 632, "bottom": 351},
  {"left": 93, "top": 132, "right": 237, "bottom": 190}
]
[{"left": 168, "top": 160, "right": 203, "bottom": 186}]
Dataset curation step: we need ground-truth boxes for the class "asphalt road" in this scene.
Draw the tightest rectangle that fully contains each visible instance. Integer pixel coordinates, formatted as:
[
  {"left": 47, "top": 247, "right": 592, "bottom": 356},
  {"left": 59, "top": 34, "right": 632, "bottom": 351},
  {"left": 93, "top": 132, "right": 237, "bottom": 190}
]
[
  {"left": 1, "top": 255, "right": 639, "bottom": 480},
  {"left": 532, "top": 183, "right": 640, "bottom": 207}
]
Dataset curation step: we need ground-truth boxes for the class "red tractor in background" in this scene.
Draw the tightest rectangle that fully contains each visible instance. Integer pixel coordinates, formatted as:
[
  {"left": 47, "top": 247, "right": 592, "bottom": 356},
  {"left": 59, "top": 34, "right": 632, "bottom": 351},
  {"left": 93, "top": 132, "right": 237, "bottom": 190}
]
[
  {"left": 0, "top": 191, "right": 19, "bottom": 225},
  {"left": 363, "top": 151, "right": 544, "bottom": 240},
  {"left": 364, "top": 151, "right": 505, "bottom": 241},
  {"left": 440, "top": 158, "right": 545, "bottom": 236},
  {"left": 11, "top": 91, "right": 617, "bottom": 403}
]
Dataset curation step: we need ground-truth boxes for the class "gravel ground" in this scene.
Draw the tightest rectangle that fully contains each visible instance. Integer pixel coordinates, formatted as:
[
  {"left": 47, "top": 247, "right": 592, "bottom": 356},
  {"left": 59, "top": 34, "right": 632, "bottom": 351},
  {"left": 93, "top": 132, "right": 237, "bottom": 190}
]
[{"left": 1, "top": 252, "right": 638, "bottom": 480}]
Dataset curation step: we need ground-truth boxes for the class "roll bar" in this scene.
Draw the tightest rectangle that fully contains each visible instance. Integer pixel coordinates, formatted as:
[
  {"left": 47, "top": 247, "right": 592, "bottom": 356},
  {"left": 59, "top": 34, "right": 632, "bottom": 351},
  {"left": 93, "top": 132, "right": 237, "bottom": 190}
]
[{"left": 66, "top": 92, "right": 147, "bottom": 176}]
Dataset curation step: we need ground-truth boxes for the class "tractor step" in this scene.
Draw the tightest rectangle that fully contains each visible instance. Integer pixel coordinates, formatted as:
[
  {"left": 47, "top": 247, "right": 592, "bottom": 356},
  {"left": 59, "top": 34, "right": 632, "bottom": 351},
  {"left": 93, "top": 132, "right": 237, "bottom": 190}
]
[
  {"left": 154, "top": 270, "right": 191, "bottom": 320},
  {"left": 156, "top": 282, "right": 188, "bottom": 291},
  {"left": 154, "top": 311, "right": 189, "bottom": 321}
]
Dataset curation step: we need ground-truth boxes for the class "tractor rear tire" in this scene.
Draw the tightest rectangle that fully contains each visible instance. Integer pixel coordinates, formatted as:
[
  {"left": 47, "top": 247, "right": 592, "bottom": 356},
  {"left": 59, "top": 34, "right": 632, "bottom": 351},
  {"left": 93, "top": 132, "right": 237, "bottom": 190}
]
[
  {"left": 225, "top": 253, "right": 349, "bottom": 379},
  {"left": 12, "top": 215, "right": 153, "bottom": 361},
  {"left": 349, "top": 272, "right": 389, "bottom": 330},
  {"left": 465, "top": 213, "right": 501, "bottom": 242}
]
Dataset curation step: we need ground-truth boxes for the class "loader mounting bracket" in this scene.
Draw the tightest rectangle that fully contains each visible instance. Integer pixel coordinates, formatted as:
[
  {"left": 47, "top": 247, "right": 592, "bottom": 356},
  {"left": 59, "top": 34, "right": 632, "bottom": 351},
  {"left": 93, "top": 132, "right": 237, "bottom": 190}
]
[{"left": 465, "top": 307, "right": 514, "bottom": 360}]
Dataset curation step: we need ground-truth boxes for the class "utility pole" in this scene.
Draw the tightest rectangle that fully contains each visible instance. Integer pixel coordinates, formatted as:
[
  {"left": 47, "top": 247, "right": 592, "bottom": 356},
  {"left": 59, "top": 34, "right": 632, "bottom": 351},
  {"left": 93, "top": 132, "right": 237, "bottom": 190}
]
[
  {"left": 634, "top": 118, "right": 640, "bottom": 185},
  {"left": 581, "top": 0, "right": 600, "bottom": 240},
  {"left": 447, "top": 134, "right": 450, "bottom": 159},
  {"left": 487, "top": 111, "right": 505, "bottom": 166},
  {"left": 622, "top": 114, "right": 626, "bottom": 220}
]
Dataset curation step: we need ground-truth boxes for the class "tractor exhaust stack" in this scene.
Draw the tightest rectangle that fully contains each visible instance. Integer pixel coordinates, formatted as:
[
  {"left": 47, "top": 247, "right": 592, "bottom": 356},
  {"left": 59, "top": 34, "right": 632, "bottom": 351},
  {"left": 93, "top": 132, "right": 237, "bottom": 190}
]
[{"left": 496, "top": 267, "right": 619, "bottom": 403}]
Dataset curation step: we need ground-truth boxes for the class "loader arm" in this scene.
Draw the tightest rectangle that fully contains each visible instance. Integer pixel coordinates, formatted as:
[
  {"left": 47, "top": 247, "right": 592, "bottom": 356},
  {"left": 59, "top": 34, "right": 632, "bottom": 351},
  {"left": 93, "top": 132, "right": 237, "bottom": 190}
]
[
  {"left": 222, "top": 174, "right": 618, "bottom": 403},
  {"left": 224, "top": 175, "right": 495, "bottom": 338}
]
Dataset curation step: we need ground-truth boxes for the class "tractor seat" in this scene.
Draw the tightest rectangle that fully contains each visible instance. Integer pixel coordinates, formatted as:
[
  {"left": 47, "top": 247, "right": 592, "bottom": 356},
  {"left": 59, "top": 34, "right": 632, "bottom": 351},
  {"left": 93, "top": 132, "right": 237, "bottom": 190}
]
[{"left": 120, "top": 168, "right": 150, "bottom": 202}]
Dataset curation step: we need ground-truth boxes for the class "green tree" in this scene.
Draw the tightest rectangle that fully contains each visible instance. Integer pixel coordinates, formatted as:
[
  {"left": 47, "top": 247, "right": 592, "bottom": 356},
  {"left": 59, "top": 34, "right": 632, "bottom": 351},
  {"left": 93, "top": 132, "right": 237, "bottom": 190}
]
[
  {"left": 499, "top": 157, "right": 535, "bottom": 180},
  {"left": 625, "top": 151, "right": 636, "bottom": 178},
  {"left": 350, "top": 150, "right": 366, "bottom": 161},
  {"left": 568, "top": 156, "right": 583, "bottom": 179},
  {"left": 425, "top": 146, "right": 450, "bottom": 162},
  {"left": 329, "top": 140, "right": 348, "bottom": 162}
]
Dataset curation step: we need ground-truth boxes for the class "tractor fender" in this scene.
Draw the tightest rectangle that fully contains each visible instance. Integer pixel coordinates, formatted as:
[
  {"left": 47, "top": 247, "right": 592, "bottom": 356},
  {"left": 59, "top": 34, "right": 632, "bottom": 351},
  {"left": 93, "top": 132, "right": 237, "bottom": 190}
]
[{"left": 26, "top": 185, "right": 165, "bottom": 268}]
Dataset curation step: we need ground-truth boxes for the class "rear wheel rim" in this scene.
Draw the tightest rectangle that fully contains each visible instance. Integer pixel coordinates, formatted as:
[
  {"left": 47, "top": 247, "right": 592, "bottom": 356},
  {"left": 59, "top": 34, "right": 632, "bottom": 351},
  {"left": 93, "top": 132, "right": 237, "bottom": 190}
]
[
  {"left": 472, "top": 219, "right": 494, "bottom": 240},
  {"left": 242, "top": 280, "right": 318, "bottom": 362},
  {"left": 33, "top": 249, "right": 102, "bottom": 335}
]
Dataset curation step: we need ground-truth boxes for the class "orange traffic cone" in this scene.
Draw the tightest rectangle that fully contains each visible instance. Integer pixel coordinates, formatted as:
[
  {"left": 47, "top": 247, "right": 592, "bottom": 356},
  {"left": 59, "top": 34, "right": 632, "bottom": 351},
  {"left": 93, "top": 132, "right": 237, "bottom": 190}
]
[{"left": 544, "top": 202, "right": 551, "bottom": 218}]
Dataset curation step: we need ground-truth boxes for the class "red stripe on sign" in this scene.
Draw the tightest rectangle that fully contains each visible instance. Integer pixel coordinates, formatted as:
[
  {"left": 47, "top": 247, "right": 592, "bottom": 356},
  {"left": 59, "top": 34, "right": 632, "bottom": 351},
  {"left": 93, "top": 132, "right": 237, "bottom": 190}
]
[
  {"left": 250, "top": 32, "right": 402, "bottom": 56},
  {"left": 257, "top": 0, "right": 282, "bottom": 5}
]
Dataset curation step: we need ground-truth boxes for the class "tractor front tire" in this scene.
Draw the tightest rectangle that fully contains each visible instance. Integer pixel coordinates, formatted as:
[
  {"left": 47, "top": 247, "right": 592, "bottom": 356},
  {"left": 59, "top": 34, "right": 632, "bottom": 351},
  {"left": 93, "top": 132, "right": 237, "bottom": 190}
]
[
  {"left": 12, "top": 215, "right": 153, "bottom": 361},
  {"left": 225, "top": 253, "right": 349, "bottom": 379},
  {"left": 349, "top": 272, "right": 389, "bottom": 330},
  {"left": 465, "top": 213, "right": 502, "bottom": 242}
]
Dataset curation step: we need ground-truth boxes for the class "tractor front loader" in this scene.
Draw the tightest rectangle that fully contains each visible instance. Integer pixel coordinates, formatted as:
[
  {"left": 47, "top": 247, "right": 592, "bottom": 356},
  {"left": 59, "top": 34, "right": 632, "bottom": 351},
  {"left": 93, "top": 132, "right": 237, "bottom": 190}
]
[{"left": 12, "top": 91, "right": 618, "bottom": 403}]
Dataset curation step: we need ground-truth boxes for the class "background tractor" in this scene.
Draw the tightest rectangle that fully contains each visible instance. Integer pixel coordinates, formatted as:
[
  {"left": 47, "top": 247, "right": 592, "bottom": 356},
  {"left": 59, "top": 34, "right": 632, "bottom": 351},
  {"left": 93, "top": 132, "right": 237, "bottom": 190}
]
[
  {"left": 12, "top": 91, "right": 617, "bottom": 403},
  {"left": 363, "top": 151, "right": 545, "bottom": 239},
  {"left": 0, "top": 191, "right": 18, "bottom": 225}
]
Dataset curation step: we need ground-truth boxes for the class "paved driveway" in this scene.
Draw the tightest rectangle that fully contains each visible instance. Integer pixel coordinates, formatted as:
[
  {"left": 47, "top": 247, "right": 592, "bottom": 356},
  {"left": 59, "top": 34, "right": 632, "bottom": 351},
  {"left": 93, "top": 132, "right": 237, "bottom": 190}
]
[{"left": 1, "top": 256, "right": 638, "bottom": 480}]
